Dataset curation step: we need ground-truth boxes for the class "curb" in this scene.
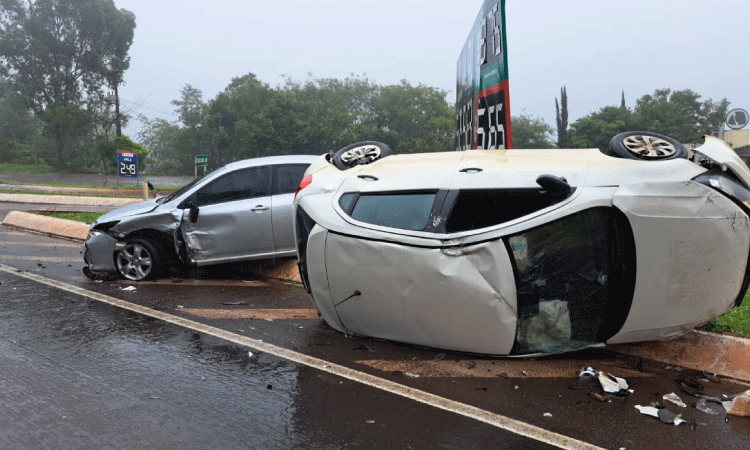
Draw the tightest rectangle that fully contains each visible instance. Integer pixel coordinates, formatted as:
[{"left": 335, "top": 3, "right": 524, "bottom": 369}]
[
  {"left": 2, "top": 209, "right": 748, "bottom": 382},
  {"left": 0, "top": 193, "right": 141, "bottom": 207},
  {"left": 3, "top": 210, "right": 89, "bottom": 241},
  {"left": 609, "top": 330, "right": 750, "bottom": 383}
]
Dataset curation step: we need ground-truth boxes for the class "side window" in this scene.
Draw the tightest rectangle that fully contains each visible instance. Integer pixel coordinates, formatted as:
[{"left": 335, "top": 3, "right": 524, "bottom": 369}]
[
  {"left": 508, "top": 208, "right": 635, "bottom": 355},
  {"left": 445, "top": 189, "right": 572, "bottom": 233},
  {"left": 194, "top": 167, "right": 271, "bottom": 206},
  {"left": 275, "top": 164, "right": 309, "bottom": 195},
  {"left": 345, "top": 192, "right": 437, "bottom": 231}
]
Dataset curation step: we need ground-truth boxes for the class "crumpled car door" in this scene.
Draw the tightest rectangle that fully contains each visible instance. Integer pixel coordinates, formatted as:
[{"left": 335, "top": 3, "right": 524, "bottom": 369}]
[{"left": 179, "top": 166, "right": 275, "bottom": 265}]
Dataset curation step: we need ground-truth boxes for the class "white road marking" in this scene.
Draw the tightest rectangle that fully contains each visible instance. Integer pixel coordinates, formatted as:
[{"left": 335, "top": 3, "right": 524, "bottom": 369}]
[{"left": 0, "top": 263, "right": 605, "bottom": 450}]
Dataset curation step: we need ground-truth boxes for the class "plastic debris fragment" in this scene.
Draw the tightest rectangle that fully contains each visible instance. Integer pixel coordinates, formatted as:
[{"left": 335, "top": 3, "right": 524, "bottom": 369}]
[
  {"left": 635, "top": 405, "right": 686, "bottom": 426},
  {"left": 598, "top": 372, "right": 629, "bottom": 394},
  {"left": 543, "top": 413, "right": 552, "bottom": 417},
  {"left": 121, "top": 286, "right": 136, "bottom": 291},
  {"left": 696, "top": 398, "right": 719, "bottom": 415},
  {"left": 663, "top": 393, "right": 687, "bottom": 408}
]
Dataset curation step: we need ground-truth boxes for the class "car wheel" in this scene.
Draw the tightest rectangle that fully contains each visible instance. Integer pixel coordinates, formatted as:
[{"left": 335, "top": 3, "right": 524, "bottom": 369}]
[
  {"left": 333, "top": 141, "right": 390, "bottom": 170},
  {"left": 606, "top": 131, "right": 687, "bottom": 160},
  {"left": 115, "top": 238, "right": 161, "bottom": 281}
]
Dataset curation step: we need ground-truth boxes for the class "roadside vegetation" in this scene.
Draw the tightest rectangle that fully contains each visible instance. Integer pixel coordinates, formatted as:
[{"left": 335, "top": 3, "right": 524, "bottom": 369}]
[
  {"left": 701, "top": 290, "right": 750, "bottom": 337},
  {"left": 48, "top": 212, "right": 105, "bottom": 223}
]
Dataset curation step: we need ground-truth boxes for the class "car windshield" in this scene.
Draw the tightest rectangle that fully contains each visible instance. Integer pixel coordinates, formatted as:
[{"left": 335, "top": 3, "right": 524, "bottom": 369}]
[{"left": 156, "top": 176, "right": 203, "bottom": 204}]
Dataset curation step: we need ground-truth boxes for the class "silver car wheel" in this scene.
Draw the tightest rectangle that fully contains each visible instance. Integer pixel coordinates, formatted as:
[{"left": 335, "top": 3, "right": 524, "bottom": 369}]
[
  {"left": 340, "top": 144, "right": 382, "bottom": 166},
  {"left": 116, "top": 242, "right": 153, "bottom": 281},
  {"left": 622, "top": 134, "right": 677, "bottom": 158}
]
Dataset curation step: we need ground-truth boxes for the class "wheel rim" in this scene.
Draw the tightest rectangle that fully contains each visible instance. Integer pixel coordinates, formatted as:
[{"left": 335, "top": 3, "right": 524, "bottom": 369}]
[
  {"left": 622, "top": 135, "right": 677, "bottom": 158},
  {"left": 340, "top": 144, "right": 381, "bottom": 167},
  {"left": 116, "top": 243, "right": 153, "bottom": 281}
]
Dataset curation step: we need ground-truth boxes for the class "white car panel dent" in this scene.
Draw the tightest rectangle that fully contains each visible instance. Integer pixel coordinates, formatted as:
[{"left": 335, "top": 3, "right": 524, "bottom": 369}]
[
  {"left": 325, "top": 233, "right": 517, "bottom": 354},
  {"left": 608, "top": 181, "right": 750, "bottom": 344}
]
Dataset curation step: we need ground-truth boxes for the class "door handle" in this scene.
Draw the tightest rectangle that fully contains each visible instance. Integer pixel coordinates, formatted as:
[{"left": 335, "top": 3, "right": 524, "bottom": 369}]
[{"left": 251, "top": 205, "right": 269, "bottom": 212}]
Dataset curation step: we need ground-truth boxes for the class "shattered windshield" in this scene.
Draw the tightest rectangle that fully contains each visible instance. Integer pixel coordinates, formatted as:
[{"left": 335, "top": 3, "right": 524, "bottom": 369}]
[{"left": 509, "top": 207, "right": 635, "bottom": 354}]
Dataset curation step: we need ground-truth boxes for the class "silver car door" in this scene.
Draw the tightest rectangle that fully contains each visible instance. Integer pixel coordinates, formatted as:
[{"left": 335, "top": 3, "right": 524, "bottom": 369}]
[
  {"left": 180, "top": 166, "right": 275, "bottom": 265},
  {"left": 271, "top": 164, "right": 310, "bottom": 253}
]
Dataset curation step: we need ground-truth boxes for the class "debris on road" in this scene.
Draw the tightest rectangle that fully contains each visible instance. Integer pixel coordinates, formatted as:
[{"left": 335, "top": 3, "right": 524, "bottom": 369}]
[
  {"left": 635, "top": 405, "right": 686, "bottom": 426},
  {"left": 663, "top": 393, "right": 687, "bottom": 408},
  {"left": 598, "top": 372, "right": 631, "bottom": 395},
  {"left": 121, "top": 286, "right": 136, "bottom": 291},
  {"left": 696, "top": 398, "right": 720, "bottom": 415},
  {"left": 221, "top": 301, "right": 247, "bottom": 306}
]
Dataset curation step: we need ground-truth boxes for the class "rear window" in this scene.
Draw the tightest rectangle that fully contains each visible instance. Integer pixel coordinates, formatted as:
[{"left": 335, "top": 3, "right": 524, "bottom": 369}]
[{"left": 343, "top": 192, "right": 437, "bottom": 231}]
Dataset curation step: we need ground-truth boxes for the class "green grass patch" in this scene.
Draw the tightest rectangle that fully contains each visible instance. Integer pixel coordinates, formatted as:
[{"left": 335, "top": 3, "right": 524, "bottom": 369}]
[
  {"left": 0, "top": 163, "right": 53, "bottom": 174},
  {"left": 699, "top": 289, "right": 750, "bottom": 337},
  {"left": 0, "top": 188, "right": 143, "bottom": 198},
  {"left": 46, "top": 212, "right": 106, "bottom": 224}
]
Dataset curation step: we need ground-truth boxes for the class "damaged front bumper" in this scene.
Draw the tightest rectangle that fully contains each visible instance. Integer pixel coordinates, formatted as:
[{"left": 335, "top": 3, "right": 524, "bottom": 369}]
[{"left": 82, "top": 230, "right": 125, "bottom": 278}]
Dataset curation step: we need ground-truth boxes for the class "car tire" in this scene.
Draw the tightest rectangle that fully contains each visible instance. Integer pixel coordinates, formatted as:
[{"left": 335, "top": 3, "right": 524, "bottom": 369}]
[
  {"left": 606, "top": 131, "right": 687, "bottom": 160},
  {"left": 115, "top": 238, "right": 161, "bottom": 281},
  {"left": 333, "top": 141, "right": 390, "bottom": 170}
]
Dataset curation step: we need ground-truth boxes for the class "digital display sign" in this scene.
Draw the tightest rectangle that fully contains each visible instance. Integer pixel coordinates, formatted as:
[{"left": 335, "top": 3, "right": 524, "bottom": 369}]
[
  {"left": 456, "top": 0, "right": 512, "bottom": 150},
  {"left": 117, "top": 150, "right": 138, "bottom": 178}
]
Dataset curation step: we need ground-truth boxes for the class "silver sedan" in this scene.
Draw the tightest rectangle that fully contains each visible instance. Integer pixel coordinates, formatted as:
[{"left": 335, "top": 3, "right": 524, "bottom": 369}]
[{"left": 83, "top": 155, "right": 317, "bottom": 281}]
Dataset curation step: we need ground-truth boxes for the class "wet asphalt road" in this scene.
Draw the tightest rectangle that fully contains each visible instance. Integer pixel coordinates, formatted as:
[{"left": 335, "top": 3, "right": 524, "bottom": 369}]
[{"left": 2, "top": 202, "right": 750, "bottom": 449}]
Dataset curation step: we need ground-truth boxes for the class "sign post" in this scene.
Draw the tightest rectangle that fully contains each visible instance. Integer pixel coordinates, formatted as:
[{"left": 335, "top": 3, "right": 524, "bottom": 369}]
[
  {"left": 195, "top": 155, "right": 208, "bottom": 178},
  {"left": 117, "top": 150, "right": 138, "bottom": 184},
  {"left": 456, "top": 0, "right": 512, "bottom": 150}
]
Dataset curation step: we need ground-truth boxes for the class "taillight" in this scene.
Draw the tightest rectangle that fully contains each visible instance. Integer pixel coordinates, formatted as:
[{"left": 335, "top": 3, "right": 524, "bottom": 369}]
[{"left": 294, "top": 175, "right": 312, "bottom": 200}]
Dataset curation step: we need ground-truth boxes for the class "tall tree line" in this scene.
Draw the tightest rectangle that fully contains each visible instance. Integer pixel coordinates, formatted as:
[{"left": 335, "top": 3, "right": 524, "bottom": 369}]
[{"left": 139, "top": 75, "right": 456, "bottom": 174}]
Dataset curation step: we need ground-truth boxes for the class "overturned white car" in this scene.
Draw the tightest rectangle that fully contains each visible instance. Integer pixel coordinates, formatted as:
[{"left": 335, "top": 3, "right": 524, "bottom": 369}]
[{"left": 293, "top": 133, "right": 750, "bottom": 356}]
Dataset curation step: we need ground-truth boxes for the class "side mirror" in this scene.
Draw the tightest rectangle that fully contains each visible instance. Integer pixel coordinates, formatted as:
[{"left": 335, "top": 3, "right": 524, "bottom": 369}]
[{"left": 186, "top": 201, "right": 200, "bottom": 223}]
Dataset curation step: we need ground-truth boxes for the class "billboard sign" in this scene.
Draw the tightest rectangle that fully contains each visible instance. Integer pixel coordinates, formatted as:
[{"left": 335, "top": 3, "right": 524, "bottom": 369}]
[
  {"left": 456, "top": 0, "right": 512, "bottom": 150},
  {"left": 117, "top": 150, "right": 138, "bottom": 178}
]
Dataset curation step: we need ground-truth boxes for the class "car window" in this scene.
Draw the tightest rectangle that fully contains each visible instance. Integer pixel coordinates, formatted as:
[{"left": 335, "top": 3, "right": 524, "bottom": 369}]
[
  {"left": 347, "top": 192, "right": 437, "bottom": 231},
  {"left": 193, "top": 166, "right": 271, "bottom": 206},
  {"left": 507, "top": 207, "right": 635, "bottom": 355},
  {"left": 275, "top": 164, "right": 309, "bottom": 195},
  {"left": 445, "top": 189, "right": 571, "bottom": 233}
]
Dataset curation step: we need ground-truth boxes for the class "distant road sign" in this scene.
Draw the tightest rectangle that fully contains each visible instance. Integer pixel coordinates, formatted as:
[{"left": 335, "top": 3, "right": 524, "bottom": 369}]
[
  {"left": 117, "top": 151, "right": 138, "bottom": 178},
  {"left": 727, "top": 108, "right": 749, "bottom": 130},
  {"left": 195, "top": 155, "right": 208, "bottom": 166}
]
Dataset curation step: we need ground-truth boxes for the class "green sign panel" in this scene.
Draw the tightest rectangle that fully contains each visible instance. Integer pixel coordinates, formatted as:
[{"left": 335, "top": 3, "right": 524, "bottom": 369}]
[{"left": 195, "top": 155, "right": 208, "bottom": 166}]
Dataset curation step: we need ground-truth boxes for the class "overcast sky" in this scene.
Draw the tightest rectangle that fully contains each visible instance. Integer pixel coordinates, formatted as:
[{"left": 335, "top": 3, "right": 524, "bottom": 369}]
[{"left": 114, "top": 0, "right": 750, "bottom": 141}]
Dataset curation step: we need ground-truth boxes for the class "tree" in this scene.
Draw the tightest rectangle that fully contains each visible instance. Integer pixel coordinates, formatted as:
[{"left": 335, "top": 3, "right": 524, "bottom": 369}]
[
  {"left": 569, "top": 106, "right": 634, "bottom": 150},
  {"left": 632, "top": 88, "right": 728, "bottom": 143},
  {"left": 170, "top": 84, "right": 209, "bottom": 173},
  {"left": 511, "top": 115, "right": 556, "bottom": 149},
  {"left": 555, "top": 86, "right": 569, "bottom": 148},
  {"left": 568, "top": 88, "right": 729, "bottom": 150},
  {"left": 0, "top": 0, "right": 136, "bottom": 169}
]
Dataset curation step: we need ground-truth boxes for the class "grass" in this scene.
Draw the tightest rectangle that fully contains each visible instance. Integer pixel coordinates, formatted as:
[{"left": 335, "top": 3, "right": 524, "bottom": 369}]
[
  {"left": 700, "top": 289, "right": 750, "bottom": 337},
  {"left": 0, "top": 163, "right": 53, "bottom": 173},
  {"left": 47, "top": 212, "right": 106, "bottom": 224}
]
